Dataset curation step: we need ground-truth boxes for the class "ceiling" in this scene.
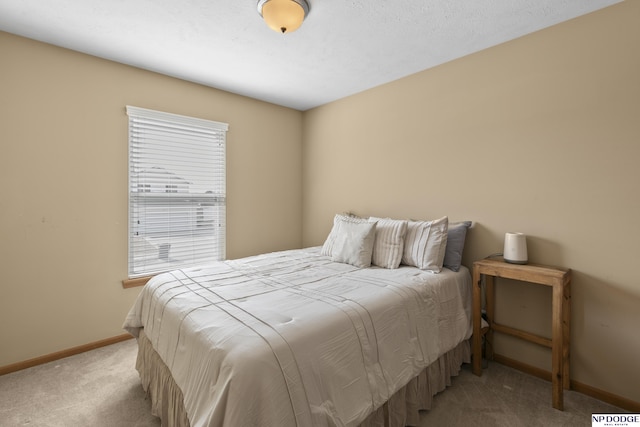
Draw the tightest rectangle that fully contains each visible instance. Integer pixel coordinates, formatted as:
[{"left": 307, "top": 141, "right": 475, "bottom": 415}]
[{"left": 0, "top": 0, "right": 621, "bottom": 111}]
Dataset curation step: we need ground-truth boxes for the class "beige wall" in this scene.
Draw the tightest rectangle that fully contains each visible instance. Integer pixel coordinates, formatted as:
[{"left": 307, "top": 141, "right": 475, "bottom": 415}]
[
  {"left": 302, "top": 2, "right": 639, "bottom": 403},
  {"left": 0, "top": 32, "right": 302, "bottom": 367}
]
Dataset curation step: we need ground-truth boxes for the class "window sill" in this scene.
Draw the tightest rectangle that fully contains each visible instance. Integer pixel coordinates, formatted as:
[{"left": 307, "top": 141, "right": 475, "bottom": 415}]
[{"left": 122, "top": 275, "right": 154, "bottom": 289}]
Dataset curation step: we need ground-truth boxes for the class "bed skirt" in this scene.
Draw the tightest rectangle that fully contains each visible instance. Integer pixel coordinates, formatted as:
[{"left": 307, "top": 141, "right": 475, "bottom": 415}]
[{"left": 136, "top": 331, "right": 470, "bottom": 427}]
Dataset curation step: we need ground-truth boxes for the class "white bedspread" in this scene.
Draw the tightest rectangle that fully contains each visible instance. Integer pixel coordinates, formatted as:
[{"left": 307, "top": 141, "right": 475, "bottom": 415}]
[{"left": 123, "top": 247, "right": 472, "bottom": 427}]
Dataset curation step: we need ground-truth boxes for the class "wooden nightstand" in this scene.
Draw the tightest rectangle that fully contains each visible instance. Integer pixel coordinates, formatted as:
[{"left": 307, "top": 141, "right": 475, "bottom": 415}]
[{"left": 472, "top": 258, "right": 572, "bottom": 410}]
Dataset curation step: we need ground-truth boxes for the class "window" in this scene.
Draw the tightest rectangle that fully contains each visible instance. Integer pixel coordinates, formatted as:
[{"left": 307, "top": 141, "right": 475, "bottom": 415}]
[{"left": 127, "top": 106, "right": 228, "bottom": 278}]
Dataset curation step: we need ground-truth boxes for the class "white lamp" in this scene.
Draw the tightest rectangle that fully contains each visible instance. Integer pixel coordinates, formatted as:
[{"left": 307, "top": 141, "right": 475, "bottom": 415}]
[
  {"left": 257, "top": 0, "right": 310, "bottom": 34},
  {"left": 503, "top": 232, "right": 528, "bottom": 264}
]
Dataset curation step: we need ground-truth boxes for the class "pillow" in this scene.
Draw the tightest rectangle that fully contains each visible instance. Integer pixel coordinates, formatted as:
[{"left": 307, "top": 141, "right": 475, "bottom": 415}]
[
  {"left": 401, "top": 216, "right": 449, "bottom": 272},
  {"left": 443, "top": 221, "right": 472, "bottom": 272},
  {"left": 369, "top": 217, "right": 408, "bottom": 269},
  {"left": 331, "top": 219, "right": 377, "bottom": 268},
  {"left": 321, "top": 214, "right": 355, "bottom": 256}
]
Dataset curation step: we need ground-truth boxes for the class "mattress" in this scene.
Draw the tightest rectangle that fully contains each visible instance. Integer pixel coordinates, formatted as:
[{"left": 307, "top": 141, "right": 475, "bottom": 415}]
[{"left": 123, "top": 247, "right": 473, "bottom": 427}]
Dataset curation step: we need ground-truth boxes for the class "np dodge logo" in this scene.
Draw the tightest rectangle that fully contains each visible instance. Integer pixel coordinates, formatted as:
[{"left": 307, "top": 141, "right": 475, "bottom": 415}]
[{"left": 592, "top": 414, "right": 640, "bottom": 426}]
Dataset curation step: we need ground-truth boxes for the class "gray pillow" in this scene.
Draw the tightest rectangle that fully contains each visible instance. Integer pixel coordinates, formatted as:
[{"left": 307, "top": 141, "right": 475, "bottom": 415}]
[{"left": 443, "top": 221, "right": 472, "bottom": 272}]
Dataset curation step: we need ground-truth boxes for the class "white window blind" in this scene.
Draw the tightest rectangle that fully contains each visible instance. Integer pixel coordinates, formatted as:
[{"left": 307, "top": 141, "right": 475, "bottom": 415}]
[{"left": 127, "top": 106, "right": 228, "bottom": 278}]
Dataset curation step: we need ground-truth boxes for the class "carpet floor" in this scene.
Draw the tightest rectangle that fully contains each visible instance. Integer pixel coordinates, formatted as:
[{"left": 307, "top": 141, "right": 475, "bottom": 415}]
[{"left": 0, "top": 339, "right": 626, "bottom": 426}]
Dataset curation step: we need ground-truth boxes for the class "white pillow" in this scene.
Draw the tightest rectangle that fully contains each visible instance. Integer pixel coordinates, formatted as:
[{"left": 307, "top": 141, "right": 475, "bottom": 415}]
[
  {"left": 370, "top": 217, "right": 408, "bottom": 269},
  {"left": 321, "top": 214, "right": 356, "bottom": 256},
  {"left": 331, "top": 219, "right": 377, "bottom": 268},
  {"left": 402, "top": 216, "right": 449, "bottom": 272}
]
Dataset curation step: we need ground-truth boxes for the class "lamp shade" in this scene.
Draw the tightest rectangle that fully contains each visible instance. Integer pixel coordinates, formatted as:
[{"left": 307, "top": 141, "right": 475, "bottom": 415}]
[{"left": 258, "top": 0, "right": 309, "bottom": 33}]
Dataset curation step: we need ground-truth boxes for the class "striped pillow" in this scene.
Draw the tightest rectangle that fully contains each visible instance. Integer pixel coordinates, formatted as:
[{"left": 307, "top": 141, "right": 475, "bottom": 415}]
[
  {"left": 401, "top": 216, "right": 449, "bottom": 272},
  {"left": 370, "top": 217, "right": 408, "bottom": 269}
]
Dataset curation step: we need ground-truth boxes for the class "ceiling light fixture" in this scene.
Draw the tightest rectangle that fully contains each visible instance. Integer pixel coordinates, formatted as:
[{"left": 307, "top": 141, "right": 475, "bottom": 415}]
[{"left": 257, "top": 0, "right": 310, "bottom": 34}]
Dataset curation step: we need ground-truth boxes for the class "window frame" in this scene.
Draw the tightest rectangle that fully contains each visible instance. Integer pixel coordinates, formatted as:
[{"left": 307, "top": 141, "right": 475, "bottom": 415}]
[{"left": 125, "top": 106, "right": 229, "bottom": 280}]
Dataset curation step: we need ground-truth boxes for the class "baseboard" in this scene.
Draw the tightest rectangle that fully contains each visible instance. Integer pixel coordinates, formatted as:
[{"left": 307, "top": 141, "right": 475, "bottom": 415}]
[
  {"left": 0, "top": 334, "right": 134, "bottom": 376},
  {"left": 493, "top": 353, "right": 640, "bottom": 412},
  {"left": 492, "top": 353, "right": 552, "bottom": 381},
  {"left": 570, "top": 380, "right": 640, "bottom": 413}
]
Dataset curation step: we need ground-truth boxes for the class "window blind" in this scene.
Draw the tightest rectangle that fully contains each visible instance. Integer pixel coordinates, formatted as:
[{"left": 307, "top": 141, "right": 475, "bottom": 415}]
[{"left": 127, "top": 106, "right": 228, "bottom": 277}]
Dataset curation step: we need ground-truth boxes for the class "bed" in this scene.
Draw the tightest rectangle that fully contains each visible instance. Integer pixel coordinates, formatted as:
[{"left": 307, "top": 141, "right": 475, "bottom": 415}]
[{"left": 123, "top": 216, "right": 473, "bottom": 427}]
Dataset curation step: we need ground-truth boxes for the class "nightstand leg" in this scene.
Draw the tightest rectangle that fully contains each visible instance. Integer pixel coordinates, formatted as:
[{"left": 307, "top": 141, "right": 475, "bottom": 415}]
[
  {"left": 552, "top": 283, "right": 564, "bottom": 410},
  {"left": 472, "top": 268, "right": 483, "bottom": 376},
  {"left": 485, "top": 276, "right": 494, "bottom": 361},
  {"left": 563, "top": 282, "right": 571, "bottom": 390}
]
